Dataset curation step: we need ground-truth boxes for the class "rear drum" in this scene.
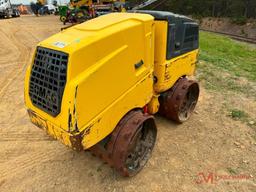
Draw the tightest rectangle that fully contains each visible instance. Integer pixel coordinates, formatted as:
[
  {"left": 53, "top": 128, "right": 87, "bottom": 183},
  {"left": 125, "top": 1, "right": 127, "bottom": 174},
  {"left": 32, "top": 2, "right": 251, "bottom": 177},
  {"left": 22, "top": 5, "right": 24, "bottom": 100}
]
[{"left": 159, "top": 78, "right": 199, "bottom": 123}]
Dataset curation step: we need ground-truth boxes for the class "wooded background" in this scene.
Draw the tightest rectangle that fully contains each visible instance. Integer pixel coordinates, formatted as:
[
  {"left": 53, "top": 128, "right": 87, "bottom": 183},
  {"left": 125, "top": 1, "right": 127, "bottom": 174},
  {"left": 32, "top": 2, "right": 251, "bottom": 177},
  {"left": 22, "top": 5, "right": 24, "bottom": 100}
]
[{"left": 132, "top": 0, "right": 256, "bottom": 19}]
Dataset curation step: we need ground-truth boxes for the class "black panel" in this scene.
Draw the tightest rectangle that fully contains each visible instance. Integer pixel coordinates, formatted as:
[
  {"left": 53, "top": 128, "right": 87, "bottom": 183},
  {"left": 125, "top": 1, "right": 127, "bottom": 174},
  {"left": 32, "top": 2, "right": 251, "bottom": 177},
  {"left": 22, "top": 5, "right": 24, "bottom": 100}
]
[
  {"left": 130, "top": 10, "right": 194, "bottom": 23},
  {"left": 130, "top": 10, "right": 198, "bottom": 60},
  {"left": 29, "top": 47, "right": 68, "bottom": 117},
  {"left": 167, "top": 22, "right": 199, "bottom": 60}
]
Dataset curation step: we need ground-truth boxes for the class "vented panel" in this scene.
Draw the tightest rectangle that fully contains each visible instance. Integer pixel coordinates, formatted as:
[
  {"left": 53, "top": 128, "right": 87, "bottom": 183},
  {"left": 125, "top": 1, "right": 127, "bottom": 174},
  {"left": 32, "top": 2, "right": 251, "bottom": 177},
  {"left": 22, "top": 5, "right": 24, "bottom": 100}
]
[{"left": 29, "top": 47, "right": 68, "bottom": 116}]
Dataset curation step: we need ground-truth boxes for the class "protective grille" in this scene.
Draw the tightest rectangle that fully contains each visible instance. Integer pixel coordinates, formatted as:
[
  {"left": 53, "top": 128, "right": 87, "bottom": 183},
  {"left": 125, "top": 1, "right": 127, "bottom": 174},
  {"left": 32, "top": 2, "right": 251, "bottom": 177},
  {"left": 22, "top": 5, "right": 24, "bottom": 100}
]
[{"left": 29, "top": 47, "right": 68, "bottom": 117}]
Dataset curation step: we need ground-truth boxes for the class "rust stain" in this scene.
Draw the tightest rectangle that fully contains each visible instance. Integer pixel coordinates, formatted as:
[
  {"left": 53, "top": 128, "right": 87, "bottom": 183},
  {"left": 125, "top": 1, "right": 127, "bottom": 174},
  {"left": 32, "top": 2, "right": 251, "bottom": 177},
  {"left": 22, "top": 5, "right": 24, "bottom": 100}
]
[
  {"left": 164, "top": 63, "right": 170, "bottom": 81},
  {"left": 158, "top": 77, "right": 199, "bottom": 123},
  {"left": 70, "top": 131, "right": 84, "bottom": 151},
  {"left": 89, "top": 110, "right": 157, "bottom": 177}
]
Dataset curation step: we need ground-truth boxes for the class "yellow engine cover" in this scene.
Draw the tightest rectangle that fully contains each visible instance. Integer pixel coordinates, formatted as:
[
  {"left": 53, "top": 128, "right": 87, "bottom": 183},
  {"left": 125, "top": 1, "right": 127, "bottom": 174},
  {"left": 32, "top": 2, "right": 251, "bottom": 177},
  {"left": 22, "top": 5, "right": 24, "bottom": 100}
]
[
  {"left": 24, "top": 12, "right": 199, "bottom": 151},
  {"left": 24, "top": 13, "right": 155, "bottom": 150}
]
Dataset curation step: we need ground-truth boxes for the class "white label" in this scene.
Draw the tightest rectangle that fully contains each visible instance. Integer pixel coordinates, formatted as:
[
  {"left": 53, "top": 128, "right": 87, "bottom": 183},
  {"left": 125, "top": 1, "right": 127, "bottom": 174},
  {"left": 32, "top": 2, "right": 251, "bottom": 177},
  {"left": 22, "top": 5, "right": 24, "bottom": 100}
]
[{"left": 53, "top": 41, "right": 67, "bottom": 48}]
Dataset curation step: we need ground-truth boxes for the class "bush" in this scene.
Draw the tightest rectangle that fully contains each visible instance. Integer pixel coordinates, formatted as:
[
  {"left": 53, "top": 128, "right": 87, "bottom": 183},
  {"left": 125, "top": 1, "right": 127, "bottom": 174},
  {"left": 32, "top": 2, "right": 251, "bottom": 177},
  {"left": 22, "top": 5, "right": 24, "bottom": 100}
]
[{"left": 231, "top": 17, "right": 247, "bottom": 25}]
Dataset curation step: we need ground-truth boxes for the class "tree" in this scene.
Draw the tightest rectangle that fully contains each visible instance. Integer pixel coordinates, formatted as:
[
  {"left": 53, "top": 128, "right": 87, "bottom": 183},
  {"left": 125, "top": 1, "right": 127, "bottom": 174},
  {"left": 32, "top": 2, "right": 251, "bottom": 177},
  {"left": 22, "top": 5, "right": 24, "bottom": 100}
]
[{"left": 141, "top": 0, "right": 256, "bottom": 18}]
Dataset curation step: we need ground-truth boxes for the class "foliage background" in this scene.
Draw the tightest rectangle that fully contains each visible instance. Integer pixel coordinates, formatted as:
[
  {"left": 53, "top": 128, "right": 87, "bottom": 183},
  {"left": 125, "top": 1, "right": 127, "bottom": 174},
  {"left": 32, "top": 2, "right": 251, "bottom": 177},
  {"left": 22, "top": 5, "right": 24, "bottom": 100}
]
[{"left": 131, "top": 0, "right": 256, "bottom": 19}]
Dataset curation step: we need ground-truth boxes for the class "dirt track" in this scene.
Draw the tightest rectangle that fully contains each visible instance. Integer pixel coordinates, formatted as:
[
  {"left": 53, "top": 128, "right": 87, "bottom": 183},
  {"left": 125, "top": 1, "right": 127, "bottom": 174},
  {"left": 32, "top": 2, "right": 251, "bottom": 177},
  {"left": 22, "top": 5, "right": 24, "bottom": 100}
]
[{"left": 0, "top": 15, "right": 255, "bottom": 192}]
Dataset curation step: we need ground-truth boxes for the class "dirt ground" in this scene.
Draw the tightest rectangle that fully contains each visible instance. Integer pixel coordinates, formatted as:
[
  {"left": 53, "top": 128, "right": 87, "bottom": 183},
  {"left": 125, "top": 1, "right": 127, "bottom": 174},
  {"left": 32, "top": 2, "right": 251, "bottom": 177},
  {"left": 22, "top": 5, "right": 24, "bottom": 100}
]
[
  {"left": 0, "top": 15, "right": 255, "bottom": 192},
  {"left": 200, "top": 17, "right": 256, "bottom": 39}
]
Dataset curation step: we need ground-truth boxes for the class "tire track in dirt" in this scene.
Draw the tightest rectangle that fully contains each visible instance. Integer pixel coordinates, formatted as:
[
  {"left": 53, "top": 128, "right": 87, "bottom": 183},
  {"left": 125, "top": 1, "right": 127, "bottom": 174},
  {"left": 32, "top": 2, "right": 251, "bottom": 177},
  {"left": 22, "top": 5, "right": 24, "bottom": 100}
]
[
  {"left": 0, "top": 133, "right": 55, "bottom": 142},
  {"left": 0, "top": 16, "right": 80, "bottom": 190},
  {"left": 0, "top": 29, "right": 30, "bottom": 97},
  {"left": 0, "top": 148, "right": 69, "bottom": 180},
  {"left": 0, "top": 22, "right": 37, "bottom": 97},
  {"left": 12, "top": 16, "right": 42, "bottom": 43},
  {"left": 0, "top": 16, "right": 61, "bottom": 98},
  {"left": 0, "top": 61, "right": 27, "bottom": 68},
  {"left": 0, "top": 17, "right": 65, "bottom": 181}
]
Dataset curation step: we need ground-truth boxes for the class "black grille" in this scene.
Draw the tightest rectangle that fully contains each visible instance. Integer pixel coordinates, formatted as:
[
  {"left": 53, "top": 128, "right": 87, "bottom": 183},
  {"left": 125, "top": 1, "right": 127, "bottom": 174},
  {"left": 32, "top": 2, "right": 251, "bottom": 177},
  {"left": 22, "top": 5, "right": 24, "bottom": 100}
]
[{"left": 29, "top": 47, "right": 68, "bottom": 117}]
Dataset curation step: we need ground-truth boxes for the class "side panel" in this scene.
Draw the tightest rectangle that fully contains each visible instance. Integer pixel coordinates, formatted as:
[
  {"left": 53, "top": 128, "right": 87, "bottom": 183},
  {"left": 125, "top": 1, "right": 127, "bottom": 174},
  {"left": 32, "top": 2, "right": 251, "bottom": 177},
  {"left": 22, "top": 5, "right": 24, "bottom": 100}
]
[
  {"left": 75, "top": 21, "right": 155, "bottom": 148},
  {"left": 155, "top": 49, "right": 198, "bottom": 93},
  {"left": 81, "top": 73, "right": 153, "bottom": 148},
  {"left": 153, "top": 20, "right": 198, "bottom": 93}
]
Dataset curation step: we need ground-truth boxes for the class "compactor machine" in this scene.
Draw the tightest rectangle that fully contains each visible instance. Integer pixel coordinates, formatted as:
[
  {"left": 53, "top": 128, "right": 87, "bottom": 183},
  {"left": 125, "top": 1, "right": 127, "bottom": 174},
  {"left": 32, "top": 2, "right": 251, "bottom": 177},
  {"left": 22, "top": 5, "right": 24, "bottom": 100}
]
[{"left": 24, "top": 10, "right": 200, "bottom": 176}]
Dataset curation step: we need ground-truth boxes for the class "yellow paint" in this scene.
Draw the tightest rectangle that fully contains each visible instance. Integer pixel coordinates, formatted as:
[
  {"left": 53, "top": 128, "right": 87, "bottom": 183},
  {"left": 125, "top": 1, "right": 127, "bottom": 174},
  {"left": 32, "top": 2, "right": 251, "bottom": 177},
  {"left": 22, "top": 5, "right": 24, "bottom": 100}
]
[
  {"left": 70, "top": 0, "right": 93, "bottom": 7},
  {"left": 153, "top": 20, "right": 198, "bottom": 93},
  {"left": 147, "top": 95, "right": 160, "bottom": 114},
  {"left": 24, "top": 13, "right": 198, "bottom": 150}
]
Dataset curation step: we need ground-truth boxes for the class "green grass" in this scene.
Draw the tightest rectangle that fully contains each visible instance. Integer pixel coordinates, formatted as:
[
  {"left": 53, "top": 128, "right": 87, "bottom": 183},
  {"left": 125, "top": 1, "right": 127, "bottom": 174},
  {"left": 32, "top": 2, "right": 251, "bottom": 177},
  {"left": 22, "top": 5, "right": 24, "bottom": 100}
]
[
  {"left": 227, "top": 167, "right": 238, "bottom": 175},
  {"left": 198, "top": 32, "right": 256, "bottom": 97},
  {"left": 229, "top": 109, "right": 248, "bottom": 121},
  {"left": 198, "top": 32, "right": 256, "bottom": 138},
  {"left": 199, "top": 32, "right": 256, "bottom": 81}
]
